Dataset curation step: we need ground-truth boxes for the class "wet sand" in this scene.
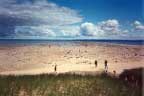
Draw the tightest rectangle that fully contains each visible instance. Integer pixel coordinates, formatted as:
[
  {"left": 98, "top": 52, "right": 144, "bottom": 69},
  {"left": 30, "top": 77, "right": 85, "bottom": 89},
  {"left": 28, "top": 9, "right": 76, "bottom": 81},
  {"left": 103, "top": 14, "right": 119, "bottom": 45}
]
[{"left": 0, "top": 42, "right": 144, "bottom": 75}]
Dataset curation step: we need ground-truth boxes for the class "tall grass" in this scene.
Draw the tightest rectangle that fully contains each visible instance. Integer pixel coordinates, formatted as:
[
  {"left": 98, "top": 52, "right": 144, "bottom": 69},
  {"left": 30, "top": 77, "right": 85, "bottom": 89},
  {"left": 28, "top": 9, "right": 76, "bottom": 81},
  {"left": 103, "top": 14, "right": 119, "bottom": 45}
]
[{"left": 0, "top": 73, "right": 141, "bottom": 96}]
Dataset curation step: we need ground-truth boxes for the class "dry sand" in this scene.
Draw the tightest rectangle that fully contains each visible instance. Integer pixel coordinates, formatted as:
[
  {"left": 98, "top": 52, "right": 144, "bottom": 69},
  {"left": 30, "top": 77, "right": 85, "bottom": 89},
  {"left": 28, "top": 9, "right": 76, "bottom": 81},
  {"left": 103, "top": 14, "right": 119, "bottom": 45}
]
[{"left": 0, "top": 42, "right": 144, "bottom": 75}]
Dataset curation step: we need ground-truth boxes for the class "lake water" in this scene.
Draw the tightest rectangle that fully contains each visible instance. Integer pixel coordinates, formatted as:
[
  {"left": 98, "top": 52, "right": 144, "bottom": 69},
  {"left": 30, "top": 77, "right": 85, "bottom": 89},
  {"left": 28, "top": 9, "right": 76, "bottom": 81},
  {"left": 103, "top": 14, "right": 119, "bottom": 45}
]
[{"left": 0, "top": 39, "right": 143, "bottom": 45}]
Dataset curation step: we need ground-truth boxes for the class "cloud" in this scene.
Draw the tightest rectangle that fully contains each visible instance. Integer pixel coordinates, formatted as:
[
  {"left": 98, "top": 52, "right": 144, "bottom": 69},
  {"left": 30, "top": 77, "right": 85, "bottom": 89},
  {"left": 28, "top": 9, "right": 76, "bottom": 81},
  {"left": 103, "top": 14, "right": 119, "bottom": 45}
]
[
  {"left": 80, "top": 19, "right": 127, "bottom": 38},
  {"left": 0, "top": 0, "right": 82, "bottom": 26},
  {"left": 58, "top": 26, "right": 80, "bottom": 37},
  {"left": 126, "top": 21, "right": 144, "bottom": 40},
  {"left": 15, "top": 26, "right": 56, "bottom": 37},
  {"left": 15, "top": 25, "right": 80, "bottom": 38},
  {"left": 15, "top": 19, "right": 144, "bottom": 39},
  {"left": 15, "top": 19, "right": 128, "bottom": 38},
  {"left": 133, "top": 21, "right": 144, "bottom": 31},
  {"left": 80, "top": 22, "right": 104, "bottom": 36},
  {"left": 0, "top": 0, "right": 82, "bottom": 37},
  {"left": 0, "top": 0, "right": 143, "bottom": 39},
  {"left": 100, "top": 19, "right": 120, "bottom": 34}
]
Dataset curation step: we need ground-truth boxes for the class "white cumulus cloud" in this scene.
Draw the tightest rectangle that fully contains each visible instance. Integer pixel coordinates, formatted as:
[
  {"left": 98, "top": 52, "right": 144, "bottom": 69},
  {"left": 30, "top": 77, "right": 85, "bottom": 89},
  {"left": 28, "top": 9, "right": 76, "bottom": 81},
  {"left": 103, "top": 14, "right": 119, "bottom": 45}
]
[
  {"left": 133, "top": 21, "right": 144, "bottom": 31},
  {"left": 100, "top": 19, "right": 120, "bottom": 34},
  {"left": 80, "top": 19, "right": 127, "bottom": 38},
  {"left": 15, "top": 26, "right": 56, "bottom": 37},
  {"left": 15, "top": 25, "right": 80, "bottom": 38},
  {"left": 80, "top": 22, "right": 104, "bottom": 36}
]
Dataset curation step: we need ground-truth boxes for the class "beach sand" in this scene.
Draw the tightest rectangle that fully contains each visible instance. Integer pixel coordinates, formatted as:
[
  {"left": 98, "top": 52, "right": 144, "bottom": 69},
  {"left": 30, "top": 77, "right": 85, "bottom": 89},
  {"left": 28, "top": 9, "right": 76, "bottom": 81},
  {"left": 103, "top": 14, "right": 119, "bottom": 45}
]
[{"left": 0, "top": 42, "right": 144, "bottom": 75}]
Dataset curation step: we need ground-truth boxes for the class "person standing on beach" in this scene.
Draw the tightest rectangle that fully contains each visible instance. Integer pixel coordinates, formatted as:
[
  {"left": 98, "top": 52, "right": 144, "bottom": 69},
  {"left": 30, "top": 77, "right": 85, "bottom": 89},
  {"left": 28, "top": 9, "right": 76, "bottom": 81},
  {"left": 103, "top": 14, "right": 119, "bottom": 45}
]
[
  {"left": 54, "top": 65, "right": 57, "bottom": 72},
  {"left": 104, "top": 60, "right": 108, "bottom": 72},
  {"left": 113, "top": 70, "right": 116, "bottom": 77},
  {"left": 95, "top": 60, "right": 98, "bottom": 67}
]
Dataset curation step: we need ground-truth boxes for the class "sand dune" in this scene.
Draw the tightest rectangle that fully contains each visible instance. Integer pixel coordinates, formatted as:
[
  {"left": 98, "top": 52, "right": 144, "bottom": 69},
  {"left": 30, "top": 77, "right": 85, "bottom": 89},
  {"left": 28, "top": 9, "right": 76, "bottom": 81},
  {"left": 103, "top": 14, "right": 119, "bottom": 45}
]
[{"left": 0, "top": 42, "right": 144, "bottom": 75}]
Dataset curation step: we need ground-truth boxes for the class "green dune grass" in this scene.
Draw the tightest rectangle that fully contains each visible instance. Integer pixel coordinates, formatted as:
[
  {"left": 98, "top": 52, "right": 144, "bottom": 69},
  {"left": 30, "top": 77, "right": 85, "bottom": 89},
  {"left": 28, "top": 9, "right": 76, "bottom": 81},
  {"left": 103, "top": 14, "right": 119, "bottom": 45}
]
[{"left": 0, "top": 73, "right": 142, "bottom": 96}]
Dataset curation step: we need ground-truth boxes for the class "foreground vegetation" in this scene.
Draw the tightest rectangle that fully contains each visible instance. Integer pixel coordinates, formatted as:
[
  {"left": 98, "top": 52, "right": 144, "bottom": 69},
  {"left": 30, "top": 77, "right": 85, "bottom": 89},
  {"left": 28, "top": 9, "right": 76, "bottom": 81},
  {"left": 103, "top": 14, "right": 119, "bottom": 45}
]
[{"left": 0, "top": 72, "right": 142, "bottom": 96}]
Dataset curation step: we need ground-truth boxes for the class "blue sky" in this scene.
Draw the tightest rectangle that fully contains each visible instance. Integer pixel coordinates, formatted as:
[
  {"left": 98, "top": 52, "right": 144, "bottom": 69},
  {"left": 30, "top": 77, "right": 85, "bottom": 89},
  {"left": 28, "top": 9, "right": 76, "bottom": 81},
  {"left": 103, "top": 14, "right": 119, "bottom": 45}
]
[
  {"left": 49, "top": 0, "right": 143, "bottom": 22},
  {"left": 0, "top": 0, "right": 143, "bottom": 39}
]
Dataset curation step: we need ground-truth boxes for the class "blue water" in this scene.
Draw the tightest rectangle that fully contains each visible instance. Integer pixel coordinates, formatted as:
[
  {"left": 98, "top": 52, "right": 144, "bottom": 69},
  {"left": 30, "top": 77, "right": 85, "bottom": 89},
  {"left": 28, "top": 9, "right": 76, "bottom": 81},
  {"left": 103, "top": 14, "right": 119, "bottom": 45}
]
[{"left": 0, "top": 39, "right": 143, "bottom": 45}]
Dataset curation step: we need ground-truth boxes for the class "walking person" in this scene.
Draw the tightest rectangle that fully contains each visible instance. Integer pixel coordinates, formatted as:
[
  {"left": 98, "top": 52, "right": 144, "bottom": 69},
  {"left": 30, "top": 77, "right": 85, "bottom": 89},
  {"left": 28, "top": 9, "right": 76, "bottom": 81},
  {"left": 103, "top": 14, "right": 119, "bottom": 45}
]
[
  {"left": 95, "top": 60, "right": 98, "bottom": 67},
  {"left": 113, "top": 70, "right": 116, "bottom": 77},
  {"left": 104, "top": 60, "right": 108, "bottom": 72},
  {"left": 54, "top": 64, "right": 57, "bottom": 72}
]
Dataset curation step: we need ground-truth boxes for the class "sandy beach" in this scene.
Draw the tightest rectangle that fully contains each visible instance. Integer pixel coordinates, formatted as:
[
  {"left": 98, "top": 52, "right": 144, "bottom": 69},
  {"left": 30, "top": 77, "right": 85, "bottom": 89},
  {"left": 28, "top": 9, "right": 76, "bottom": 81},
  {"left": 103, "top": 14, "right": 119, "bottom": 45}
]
[{"left": 0, "top": 42, "right": 143, "bottom": 75}]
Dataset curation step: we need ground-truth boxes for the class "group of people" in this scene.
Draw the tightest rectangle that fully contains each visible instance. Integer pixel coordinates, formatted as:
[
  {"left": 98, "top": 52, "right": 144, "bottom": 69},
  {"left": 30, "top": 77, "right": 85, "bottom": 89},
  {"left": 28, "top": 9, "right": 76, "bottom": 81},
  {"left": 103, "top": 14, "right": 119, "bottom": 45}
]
[
  {"left": 95, "top": 60, "right": 117, "bottom": 76},
  {"left": 54, "top": 60, "right": 116, "bottom": 76},
  {"left": 95, "top": 60, "right": 108, "bottom": 72}
]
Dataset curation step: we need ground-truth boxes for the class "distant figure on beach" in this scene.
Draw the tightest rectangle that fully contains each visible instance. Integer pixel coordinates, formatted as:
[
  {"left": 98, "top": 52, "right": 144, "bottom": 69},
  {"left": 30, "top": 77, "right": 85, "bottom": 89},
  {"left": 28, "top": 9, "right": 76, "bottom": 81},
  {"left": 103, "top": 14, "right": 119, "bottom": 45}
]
[
  {"left": 104, "top": 60, "right": 108, "bottom": 72},
  {"left": 49, "top": 45, "right": 51, "bottom": 48},
  {"left": 95, "top": 60, "right": 98, "bottom": 67},
  {"left": 113, "top": 70, "right": 116, "bottom": 76},
  {"left": 54, "top": 65, "right": 57, "bottom": 72}
]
